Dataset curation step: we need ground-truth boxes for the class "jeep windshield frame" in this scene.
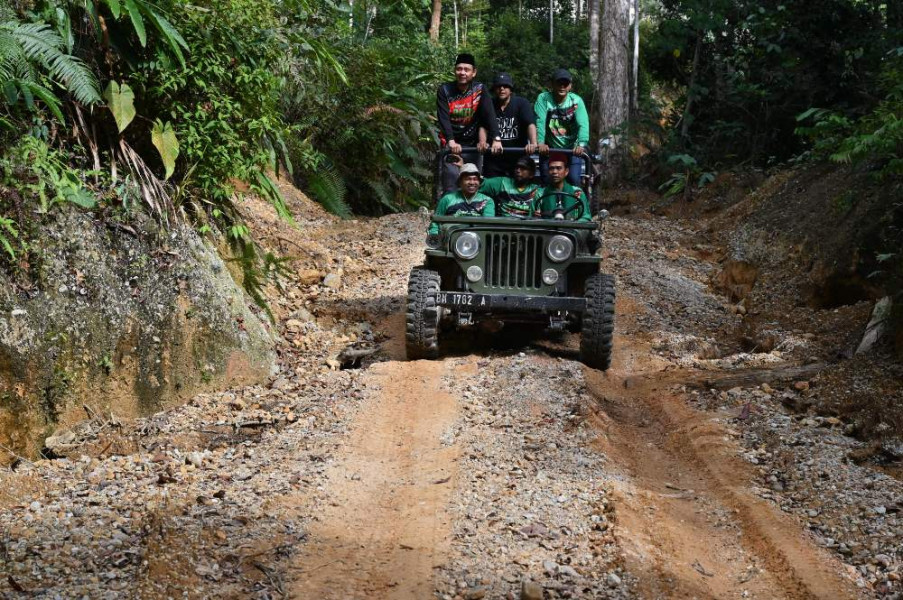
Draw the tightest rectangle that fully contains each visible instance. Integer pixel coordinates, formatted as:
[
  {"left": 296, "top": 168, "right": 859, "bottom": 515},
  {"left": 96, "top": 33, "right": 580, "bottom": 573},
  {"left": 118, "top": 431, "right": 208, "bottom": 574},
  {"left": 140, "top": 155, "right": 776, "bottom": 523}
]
[{"left": 430, "top": 215, "right": 597, "bottom": 229}]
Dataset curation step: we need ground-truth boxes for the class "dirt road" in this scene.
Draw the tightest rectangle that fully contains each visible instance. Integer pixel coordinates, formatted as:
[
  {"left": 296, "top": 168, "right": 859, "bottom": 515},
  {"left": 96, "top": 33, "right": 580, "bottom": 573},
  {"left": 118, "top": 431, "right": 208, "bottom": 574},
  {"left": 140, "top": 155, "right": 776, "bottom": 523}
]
[{"left": 1, "top": 195, "right": 898, "bottom": 599}]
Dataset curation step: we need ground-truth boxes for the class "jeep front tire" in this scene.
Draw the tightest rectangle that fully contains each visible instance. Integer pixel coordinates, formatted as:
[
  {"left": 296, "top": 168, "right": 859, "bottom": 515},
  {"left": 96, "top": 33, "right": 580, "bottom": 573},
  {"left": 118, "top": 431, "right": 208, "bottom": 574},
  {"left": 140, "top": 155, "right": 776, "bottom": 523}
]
[
  {"left": 405, "top": 267, "right": 441, "bottom": 359},
  {"left": 580, "top": 273, "right": 615, "bottom": 370}
]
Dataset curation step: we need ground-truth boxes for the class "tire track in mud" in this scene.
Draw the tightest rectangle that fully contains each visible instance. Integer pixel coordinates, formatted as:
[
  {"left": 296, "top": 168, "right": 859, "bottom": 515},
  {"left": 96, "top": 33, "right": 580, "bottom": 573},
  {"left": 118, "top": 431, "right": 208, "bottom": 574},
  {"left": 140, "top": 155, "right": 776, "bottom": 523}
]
[
  {"left": 290, "top": 359, "right": 462, "bottom": 599},
  {"left": 584, "top": 332, "right": 862, "bottom": 599}
]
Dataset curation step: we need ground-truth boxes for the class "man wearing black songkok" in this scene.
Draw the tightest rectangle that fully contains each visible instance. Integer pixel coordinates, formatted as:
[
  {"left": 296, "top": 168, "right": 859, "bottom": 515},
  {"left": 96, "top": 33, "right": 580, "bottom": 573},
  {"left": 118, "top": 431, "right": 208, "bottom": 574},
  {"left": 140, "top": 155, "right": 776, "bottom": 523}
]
[{"left": 436, "top": 53, "right": 501, "bottom": 192}]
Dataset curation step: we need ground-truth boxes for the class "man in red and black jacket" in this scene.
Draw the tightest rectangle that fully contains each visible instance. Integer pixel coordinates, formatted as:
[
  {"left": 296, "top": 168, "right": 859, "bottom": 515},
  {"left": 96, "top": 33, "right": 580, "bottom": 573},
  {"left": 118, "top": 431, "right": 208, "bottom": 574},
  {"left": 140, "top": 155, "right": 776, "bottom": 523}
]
[{"left": 437, "top": 53, "right": 501, "bottom": 192}]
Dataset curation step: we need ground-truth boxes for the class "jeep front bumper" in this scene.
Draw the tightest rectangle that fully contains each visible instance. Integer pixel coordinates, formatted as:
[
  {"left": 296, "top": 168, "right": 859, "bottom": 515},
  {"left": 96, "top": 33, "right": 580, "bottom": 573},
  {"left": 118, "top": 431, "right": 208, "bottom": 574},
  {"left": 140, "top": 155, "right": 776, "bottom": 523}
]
[{"left": 436, "top": 291, "right": 585, "bottom": 312}]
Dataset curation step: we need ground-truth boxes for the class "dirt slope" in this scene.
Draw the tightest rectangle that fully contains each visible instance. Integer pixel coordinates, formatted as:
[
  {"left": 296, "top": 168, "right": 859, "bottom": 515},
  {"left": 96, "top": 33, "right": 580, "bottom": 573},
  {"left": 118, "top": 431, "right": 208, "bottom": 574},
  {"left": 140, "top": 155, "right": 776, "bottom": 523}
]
[{"left": 0, "top": 181, "right": 899, "bottom": 599}]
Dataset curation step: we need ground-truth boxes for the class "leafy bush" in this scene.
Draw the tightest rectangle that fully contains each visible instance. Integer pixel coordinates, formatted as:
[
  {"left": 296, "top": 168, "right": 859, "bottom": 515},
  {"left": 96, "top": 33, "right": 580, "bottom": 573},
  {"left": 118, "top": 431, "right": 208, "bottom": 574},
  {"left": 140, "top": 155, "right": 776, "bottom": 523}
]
[
  {"left": 479, "top": 8, "right": 592, "bottom": 103},
  {"left": 796, "top": 49, "right": 903, "bottom": 177},
  {"left": 658, "top": 153, "right": 715, "bottom": 199},
  {"left": 643, "top": 0, "right": 895, "bottom": 167},
  {"left": 283, "top": 4, "right": 445, "bottom": 214}
]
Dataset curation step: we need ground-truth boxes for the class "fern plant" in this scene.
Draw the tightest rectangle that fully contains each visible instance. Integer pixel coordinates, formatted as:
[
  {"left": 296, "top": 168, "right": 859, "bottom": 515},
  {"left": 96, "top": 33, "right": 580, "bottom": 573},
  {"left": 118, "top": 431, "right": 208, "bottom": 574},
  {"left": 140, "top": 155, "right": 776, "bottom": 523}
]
[
  {"left": 306, "top": 157, "right": 350, "bottom": 218},
  {"left": 0, "top": 17, "right": 100, "bottom": 119},
  {"left": 0, "top": 214, "right": 19, "bottom": 259}
]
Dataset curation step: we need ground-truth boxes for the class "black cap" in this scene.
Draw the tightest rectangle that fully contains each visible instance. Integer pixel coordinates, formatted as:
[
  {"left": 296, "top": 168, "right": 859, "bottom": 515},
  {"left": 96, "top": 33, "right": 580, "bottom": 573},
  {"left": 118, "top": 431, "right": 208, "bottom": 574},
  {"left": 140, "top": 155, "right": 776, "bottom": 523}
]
[
  {"left": 551, "top": 68, "right": 572, "bottom": 83},
  {"left": 515, "top": 155, "right": 536, "bottom": 171},
  {"left": 492, "top": 72, "right": 514, "bottom": 89},
  {"left": 455, "top": 53, "right": 476, "bottom": 67}
]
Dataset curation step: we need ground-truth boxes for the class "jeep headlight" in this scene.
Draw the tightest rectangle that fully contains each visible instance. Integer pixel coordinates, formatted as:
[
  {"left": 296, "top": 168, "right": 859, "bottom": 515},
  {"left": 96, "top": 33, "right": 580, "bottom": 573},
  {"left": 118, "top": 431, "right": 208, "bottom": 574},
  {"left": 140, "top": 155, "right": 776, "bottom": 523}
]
[
  {"left": 546, "top": 235, "right": 573, "bottom": 263},
  {"left": 454, "top": 232, "right": 480, "bottom": 260}
]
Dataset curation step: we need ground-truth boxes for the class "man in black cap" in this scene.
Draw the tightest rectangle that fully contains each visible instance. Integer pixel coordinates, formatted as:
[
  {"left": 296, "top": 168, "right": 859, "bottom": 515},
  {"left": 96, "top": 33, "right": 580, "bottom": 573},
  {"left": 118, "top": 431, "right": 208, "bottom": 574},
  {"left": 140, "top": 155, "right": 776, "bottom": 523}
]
[
  {"left": 535, "top": 68, "right": 590, "bottom": 186},
  {"left": 436, "top": 53, "right": 501, "bottom": 192},
  {"left": 481, "top": 72, "right": 538, "bottom": 178}
]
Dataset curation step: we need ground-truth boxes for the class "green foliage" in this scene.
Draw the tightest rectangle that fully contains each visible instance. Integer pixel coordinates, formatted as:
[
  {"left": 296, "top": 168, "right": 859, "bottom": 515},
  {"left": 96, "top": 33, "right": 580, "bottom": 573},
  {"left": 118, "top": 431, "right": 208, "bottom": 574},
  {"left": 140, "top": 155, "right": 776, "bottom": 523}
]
[
  {"left": 657, "top": 153, "right": 715, "bottom": 198},
  {"left": 307, "top": 158, "right": 350, "bottom": 218},
  {"left": 479, "top": 8, "right": 592, "bottom": 102},
  {"left": 138, "top": 0, "right": 286, "bottom": 211},
  {"left": 642, "top": 0, "right": 896, "bottom": 166},
  {"left": 0, "top": 16, "right": 100, "bottom": 120},
  {"left": 83, "top": 0, "right": 189, "bottom": 65},
  {"left": 103, "top": 80, "right": 135, "bottom": 132},
  {"left": 1, "top": 136, "right": 96, "bottom": 213},
  {"left": 0, "top": 214, "right": 19, "bottom": 259},
  {"left": 796, "top": 50, "right": 903, "bottom": 177},
  {"left": 150, "top": 119, "right": 178, "bottom": 180},
  {"left": 283, "top": 2, "right": 445, "bottom": 214},
  {"left": 227, "top": 233, "right": 293, "bottom": 323},
  {"left": 97, "top": 353, "right": 113, "bottom": 374}
]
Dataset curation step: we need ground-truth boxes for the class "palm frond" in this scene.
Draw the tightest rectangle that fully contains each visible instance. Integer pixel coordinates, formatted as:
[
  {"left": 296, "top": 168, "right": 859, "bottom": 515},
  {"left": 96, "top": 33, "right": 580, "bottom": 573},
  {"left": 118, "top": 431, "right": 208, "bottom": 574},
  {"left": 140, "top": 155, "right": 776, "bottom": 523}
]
[{"left": 136, "top": 0, "right": 188, "bottom": 66}]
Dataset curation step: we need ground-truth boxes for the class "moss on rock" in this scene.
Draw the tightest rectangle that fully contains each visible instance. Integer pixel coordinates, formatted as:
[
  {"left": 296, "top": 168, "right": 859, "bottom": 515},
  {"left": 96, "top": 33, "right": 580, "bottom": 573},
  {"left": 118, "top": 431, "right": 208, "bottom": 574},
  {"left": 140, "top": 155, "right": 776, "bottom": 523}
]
[{"left": 0, "top": 206, "right": 276, "bottom": 461}]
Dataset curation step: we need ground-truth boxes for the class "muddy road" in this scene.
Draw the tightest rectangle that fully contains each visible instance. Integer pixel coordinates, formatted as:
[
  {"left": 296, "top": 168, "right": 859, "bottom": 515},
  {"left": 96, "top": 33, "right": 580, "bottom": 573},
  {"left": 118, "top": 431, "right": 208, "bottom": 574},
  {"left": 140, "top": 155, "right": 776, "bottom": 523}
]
[{"left": 1, "top": 196, "right": 898, "bottom": 599}]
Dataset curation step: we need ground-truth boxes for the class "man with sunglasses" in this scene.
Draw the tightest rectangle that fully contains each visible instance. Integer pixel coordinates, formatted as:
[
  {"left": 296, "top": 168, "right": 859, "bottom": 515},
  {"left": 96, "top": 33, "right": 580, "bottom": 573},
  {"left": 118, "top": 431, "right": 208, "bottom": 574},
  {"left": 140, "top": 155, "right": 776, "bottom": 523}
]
[
  {"left": 481, "top": 72, "right": 538, "bottom": 178},
  {"left": 479, "top": 155, "right": 542, "bottom": 218}
]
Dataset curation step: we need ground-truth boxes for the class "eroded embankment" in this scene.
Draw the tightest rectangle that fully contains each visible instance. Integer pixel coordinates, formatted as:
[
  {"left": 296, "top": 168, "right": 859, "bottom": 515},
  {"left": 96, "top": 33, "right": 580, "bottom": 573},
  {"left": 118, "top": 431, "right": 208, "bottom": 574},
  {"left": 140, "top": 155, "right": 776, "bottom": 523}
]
[{"left": 0, "top": 204, "right": 275, "bottom": 462}]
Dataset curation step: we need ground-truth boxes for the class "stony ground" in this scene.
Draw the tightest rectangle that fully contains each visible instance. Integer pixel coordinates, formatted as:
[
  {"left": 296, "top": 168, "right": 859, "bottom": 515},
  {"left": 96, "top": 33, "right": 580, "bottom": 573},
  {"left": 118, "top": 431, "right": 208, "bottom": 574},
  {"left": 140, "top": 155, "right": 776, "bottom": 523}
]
[{"left": 0, "top": 187, "right": 900, "bottom": 599}]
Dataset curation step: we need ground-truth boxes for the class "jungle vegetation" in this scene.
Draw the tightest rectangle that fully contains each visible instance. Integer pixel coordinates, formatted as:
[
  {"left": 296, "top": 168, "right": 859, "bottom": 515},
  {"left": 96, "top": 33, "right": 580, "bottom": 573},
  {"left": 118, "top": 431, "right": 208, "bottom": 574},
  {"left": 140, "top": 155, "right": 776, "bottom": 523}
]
[{"left": 0, "top": 0, "right": 899, "bottom": 293}]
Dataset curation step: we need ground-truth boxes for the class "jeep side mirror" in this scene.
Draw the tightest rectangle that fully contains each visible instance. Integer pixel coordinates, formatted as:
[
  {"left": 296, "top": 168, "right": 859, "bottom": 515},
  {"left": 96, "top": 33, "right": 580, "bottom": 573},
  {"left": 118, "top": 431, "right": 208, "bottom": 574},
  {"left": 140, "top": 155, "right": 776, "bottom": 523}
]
[{"left": 597, "top": 209, "right": 610, "bottom": 221}]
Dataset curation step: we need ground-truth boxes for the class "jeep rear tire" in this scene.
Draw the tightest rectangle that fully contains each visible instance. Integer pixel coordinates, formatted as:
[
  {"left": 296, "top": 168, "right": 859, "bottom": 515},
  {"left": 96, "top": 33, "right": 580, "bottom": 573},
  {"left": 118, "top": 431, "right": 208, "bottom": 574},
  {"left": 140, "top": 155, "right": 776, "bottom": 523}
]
[
  {"left": 580, "top": 273, "right": 615, "bottom": 370},
  {"left": 405, "top": 267, "right": 441, "bottom": 359}
]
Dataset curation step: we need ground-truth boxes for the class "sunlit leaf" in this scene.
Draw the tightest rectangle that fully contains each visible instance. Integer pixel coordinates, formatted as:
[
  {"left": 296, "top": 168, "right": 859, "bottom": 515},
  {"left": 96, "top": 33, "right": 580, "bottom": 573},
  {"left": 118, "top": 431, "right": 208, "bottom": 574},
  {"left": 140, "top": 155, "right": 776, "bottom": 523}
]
[
  {"left": 151, "top": 119, "right": 180, "bottom": 179},
  {"left": 104, "top": 80, "right": 136, "bottom": 132}
]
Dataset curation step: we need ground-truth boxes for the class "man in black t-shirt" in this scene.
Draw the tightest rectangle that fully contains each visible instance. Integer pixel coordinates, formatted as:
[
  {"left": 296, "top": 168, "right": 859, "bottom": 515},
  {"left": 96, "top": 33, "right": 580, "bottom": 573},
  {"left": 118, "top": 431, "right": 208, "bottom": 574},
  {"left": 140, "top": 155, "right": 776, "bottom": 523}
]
[
  {"left": 436, "top": 53, "right": 501, "bottom": 192},
  {"left": 481, "top": 72, "right": 538, "bottom": 178}
]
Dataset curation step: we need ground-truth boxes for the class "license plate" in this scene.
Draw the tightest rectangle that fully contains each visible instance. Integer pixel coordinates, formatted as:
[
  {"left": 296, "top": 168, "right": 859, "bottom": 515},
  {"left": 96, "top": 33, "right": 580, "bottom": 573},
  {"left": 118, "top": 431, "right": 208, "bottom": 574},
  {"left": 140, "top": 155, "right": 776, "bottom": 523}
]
[{"left": 437, "top": 292, "right": 490, "bottom": 307}]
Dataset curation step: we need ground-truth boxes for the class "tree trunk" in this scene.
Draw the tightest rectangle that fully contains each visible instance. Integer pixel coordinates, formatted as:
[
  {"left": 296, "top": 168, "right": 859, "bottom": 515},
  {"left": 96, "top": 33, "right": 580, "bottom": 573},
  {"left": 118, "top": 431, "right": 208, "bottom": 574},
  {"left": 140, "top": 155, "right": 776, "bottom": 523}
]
[
  {"left": 453, "top": 0, "right": 459, "bottom": 48},
  {"left": 429, "top": 0, "right": 442, "bottom": 42},
  {"left": 680, "top": 31, "right": 703, "bottom": 139},
  {"left": 589, "top": 0, "right": 600, "bottom": 81},
  {"left": 595, "top": 0, "right": 630, "bottom": 182},
  {"left": 363, "top": 4, "right": 377, "bottom": 43},
  {"left": 596, "top": 0, "right": 630, "bottom": 141},
  {"left": 631, "top": 0, "right": 639, "bottom": 114},
  {"left": 549, "top": 0, "right": 554, "bottom": 44}
]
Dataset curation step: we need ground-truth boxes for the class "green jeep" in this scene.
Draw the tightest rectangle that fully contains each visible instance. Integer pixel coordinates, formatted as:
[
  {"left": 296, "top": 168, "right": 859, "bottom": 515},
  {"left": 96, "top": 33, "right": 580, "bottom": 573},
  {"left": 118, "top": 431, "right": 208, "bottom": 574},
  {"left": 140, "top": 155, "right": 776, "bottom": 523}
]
[{"left": 406, "top": 164, "right": 615, "bottom": 370}]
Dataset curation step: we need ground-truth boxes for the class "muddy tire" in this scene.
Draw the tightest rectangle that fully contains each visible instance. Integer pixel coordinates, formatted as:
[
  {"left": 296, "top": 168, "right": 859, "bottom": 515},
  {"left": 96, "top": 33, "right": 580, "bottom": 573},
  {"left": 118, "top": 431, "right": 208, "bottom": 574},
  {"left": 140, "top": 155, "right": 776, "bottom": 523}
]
[
  {"left": 405, "top": 267, "right": 441, "bottom": 359},
  {"left": 581, "top": 273, "right": 615, "bottom": 370}
]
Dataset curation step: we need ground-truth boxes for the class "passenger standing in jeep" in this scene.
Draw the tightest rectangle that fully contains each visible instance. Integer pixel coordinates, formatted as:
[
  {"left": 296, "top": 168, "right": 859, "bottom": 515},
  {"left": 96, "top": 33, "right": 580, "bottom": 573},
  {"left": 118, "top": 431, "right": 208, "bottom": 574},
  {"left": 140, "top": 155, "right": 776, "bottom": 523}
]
[
  {"left": 481, "top": 73, "right": 538, "bottom": 178},
  {"left": 436, "top": 53, "right": 501, "bottom": 192},
  {"left": 535, "top": 69, "right": 590, "bottom": 186}
]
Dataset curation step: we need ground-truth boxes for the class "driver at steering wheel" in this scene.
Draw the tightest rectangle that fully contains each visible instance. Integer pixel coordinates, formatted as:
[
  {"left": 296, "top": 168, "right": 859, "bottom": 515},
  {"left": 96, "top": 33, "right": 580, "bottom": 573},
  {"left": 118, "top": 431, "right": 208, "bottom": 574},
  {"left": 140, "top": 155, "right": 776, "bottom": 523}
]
[
  {"left": 536, "top": 152, "right": 591, "bottom": 221},
  {"left": 479, "top": 155, "right": 541, "bottom": 218}
]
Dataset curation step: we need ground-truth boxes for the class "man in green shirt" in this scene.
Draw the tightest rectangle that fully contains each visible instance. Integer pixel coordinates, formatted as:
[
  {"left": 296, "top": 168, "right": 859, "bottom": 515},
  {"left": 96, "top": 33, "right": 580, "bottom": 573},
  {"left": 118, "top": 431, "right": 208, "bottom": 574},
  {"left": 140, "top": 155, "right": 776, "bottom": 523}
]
[
  {"left": 428, "top": 163, "right": 495, "bottom": 235},
  {"left": 536, "top": 153, "right": 591, "bottom": 222},
  {"left": 535, "top": 68, "right": 590, "bottom": 186},
  {"left": 479, "top": 155, "right": 542, "bottom": 218}
]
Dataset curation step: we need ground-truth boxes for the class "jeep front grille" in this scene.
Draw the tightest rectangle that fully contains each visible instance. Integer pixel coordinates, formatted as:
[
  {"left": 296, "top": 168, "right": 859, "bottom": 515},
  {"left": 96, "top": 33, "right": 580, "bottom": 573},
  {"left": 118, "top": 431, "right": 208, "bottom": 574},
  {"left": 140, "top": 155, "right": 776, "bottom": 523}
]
[{"left": 484, "top": 233, "right": 544, "bottom": 289}]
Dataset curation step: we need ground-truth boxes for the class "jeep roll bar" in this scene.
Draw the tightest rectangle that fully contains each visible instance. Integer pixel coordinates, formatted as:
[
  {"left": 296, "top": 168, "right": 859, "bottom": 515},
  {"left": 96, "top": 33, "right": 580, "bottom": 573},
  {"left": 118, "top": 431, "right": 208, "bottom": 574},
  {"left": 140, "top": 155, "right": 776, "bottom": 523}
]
[{"left": 434, "top": 146, "right": 598, "bottom": 206}]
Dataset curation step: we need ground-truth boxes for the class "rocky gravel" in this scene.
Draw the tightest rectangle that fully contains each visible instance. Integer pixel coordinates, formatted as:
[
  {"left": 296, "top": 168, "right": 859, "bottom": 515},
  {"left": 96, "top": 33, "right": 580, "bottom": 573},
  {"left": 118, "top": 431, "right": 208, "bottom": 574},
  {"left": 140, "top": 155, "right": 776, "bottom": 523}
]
[{"left": 434, "top": 353, "right": 629, "bottom": 600}]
